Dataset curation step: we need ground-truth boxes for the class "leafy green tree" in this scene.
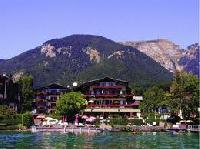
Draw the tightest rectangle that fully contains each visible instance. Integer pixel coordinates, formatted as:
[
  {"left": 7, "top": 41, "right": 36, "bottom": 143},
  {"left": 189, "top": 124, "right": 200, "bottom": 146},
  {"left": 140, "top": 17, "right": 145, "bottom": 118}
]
[
  {"left": 170, "top": 71, "right": 199, "bottom": 119},
  {"left": 140, "top": 86, "right": 166, "bottom": 117},
  {"left": 56, "top": 92, "right": 87, "bottom": 116},
  {"left": 18, "top": 75, "right": 34, "bottom": 113},
  {"left": 23, "top": 112, "right": 33, "bottom": 128}
]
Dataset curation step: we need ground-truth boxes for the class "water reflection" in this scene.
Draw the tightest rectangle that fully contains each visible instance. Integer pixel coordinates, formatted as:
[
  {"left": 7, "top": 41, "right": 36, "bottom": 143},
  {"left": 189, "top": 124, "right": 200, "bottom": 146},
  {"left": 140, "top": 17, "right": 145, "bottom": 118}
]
[{"left": 0, "top": 131, "right": 199, "bottom": 149}]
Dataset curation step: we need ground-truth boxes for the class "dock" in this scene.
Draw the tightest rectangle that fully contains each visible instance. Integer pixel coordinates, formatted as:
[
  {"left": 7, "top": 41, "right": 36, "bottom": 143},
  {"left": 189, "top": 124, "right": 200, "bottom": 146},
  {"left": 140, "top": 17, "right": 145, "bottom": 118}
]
[
  {"left": 187, "top": 125, "right": 200, "bottom": 132},
  {"left": 31, "top": 126, "right": 103, "bottom": 134}
]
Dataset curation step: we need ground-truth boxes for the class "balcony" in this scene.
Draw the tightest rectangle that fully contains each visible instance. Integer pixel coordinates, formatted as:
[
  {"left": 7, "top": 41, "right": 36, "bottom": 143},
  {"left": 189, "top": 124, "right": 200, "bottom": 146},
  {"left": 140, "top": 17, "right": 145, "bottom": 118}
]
[
  {"left": 87, "top": 103, "right": 140, "bottom": 109},
  {"left": 85, "top": 94, "right": 118, "bottom": 97},
  {"left": 35, "top": 98, "right": 46, "bottom": 102},
  {"left": 47, "top": 99, "right": 57, "bottom": 102},
  {"left": 46, "top": 92, "right": 62, "bottom": 95},
  {"left": 91, "top": 85, "right": 124, "bottom": 89},
  {"left": 84, "top": 108, "right": 140, "bottom": 113},
  {"left": 36, "top": 91, "right": 62, "bottom": 96},
  {"left": 36, "top": 101, "right": 47, "bottom": 106},
  {"left": 36, "top": 92, "right": 46, "bottom": 95},
  {"left": 84, "top": 94, "right": 133, "bottom": 98},
  {"left": 47, "top": 106, "right": 56, "bottom": 109},
  {"left": 36, "top": 105, "right": 46, "bottom": 109}
]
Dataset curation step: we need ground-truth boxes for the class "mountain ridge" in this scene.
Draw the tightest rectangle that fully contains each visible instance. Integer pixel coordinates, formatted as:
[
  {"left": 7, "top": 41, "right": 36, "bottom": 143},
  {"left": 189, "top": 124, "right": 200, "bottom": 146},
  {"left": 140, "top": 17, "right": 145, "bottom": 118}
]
[
  {"left": 0, "top": 35, "right": 173, "bottom": 88},
  {"left": 122, "top": 40, "right": 199, "bottom": 76}
]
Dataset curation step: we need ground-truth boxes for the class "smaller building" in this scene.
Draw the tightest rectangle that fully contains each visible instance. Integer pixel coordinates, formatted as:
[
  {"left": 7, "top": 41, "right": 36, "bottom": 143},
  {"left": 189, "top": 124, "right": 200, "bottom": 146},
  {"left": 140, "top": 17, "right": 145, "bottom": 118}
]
[{"left": 34, "top": 83, "right": 69, "bottom": 114}]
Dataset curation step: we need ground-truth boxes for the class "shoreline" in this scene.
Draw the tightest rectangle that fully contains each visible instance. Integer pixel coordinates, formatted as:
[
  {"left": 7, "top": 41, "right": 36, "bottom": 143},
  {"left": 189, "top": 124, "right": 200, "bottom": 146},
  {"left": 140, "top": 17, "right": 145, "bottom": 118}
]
[{"left": 0, "top": 125, "right": 197, "bottom": 133}]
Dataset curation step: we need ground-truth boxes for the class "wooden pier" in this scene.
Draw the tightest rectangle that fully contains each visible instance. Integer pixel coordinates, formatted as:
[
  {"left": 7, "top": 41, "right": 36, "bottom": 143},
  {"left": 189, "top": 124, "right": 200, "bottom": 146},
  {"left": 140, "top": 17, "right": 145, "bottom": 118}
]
[
  {"left": 31, "top": 126, "right": 103, "bottom": 134},
  {"left": 187, "top": 125, "right": 200, "bottom": 132}
]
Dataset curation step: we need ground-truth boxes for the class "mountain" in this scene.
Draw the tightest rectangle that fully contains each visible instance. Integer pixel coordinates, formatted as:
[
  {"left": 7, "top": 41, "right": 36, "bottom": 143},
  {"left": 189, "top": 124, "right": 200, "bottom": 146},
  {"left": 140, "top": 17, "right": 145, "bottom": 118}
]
[
  {"left": 122, "top": 40, "right": 199, "bottom": 76},
  {"left": 178, "top": 43, "right": 199, "bottom": 76},
  {"left": 0, "top": 35, "right": 172, "bottom": 88}
]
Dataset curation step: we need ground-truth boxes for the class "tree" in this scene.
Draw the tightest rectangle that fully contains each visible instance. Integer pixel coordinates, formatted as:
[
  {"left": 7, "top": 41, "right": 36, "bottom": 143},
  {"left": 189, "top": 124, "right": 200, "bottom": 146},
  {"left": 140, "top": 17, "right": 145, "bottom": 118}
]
[
  {"left": 23, "top": 112, "right": 34, "bottom": 128},
  {"left": 170, "top": 71, "right": 199, "bottom": 119},
  {"left": 140, "top": 86, "right": 166, "bottom": 118},
  {"left": 56, "top": 92, "right": 87, "bottom": 116},
  {"left": 18, "top": 75, "right": 34, "bottom": 113}
]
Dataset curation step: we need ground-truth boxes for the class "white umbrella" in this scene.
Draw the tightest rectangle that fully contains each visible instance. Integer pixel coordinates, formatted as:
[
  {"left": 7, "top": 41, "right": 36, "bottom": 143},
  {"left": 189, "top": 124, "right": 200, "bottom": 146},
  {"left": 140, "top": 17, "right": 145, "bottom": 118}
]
[
  {"left": 88, "top": 100, "right": 94, "bottom": 103},
  {"left": 86, "top": 118, "right": 95, "bottom": 122},
  {"left": 82, "top": 115, "right": 88, "bottom": 119},
  {"left": 180, "top": 120, "right": 187, "bottom": 123},
  {"left": 45, "top": 117, "right": 53, "bottom": 120},
  {"left": 36, "top": 115, "right": 45, "bottom": 119},
  {"left": 90, "top": 116, "right": 96, "bottom": 120}
]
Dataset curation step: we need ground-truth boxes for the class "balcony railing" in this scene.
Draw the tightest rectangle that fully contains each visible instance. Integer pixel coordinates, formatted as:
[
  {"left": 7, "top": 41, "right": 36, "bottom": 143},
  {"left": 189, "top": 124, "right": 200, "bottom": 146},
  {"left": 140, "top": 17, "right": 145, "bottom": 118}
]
[
  {"left": 36, "top": 103, "right": 46, "bottom": 107},
  {"left": 47, "top": 99, "right": 57, "bottom": 102},
  {"left": 91, "top": 85, "right": 124, "bottom": 89},
  {"left": 36, "top": 92, "right": 63, "bottom": 96},
  {"left": 84, "top": 94, "right": 133, "bottom": 98},
  {"left": 87, "top": 104, "right": 139, "bottom": 108}
]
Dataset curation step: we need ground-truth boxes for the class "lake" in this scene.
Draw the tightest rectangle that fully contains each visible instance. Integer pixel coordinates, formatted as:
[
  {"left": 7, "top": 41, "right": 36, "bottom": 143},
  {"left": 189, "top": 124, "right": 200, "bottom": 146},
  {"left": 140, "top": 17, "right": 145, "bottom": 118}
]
[{"left": 0, "top": 131, "right": 199, "bottom": 149}]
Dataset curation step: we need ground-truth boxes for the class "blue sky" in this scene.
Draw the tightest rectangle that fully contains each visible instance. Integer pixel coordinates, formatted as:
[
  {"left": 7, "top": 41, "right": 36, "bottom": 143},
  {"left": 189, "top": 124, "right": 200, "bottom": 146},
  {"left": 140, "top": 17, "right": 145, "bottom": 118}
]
[{"left": 0, "top": 0, "right": 199, "bottom": 59}]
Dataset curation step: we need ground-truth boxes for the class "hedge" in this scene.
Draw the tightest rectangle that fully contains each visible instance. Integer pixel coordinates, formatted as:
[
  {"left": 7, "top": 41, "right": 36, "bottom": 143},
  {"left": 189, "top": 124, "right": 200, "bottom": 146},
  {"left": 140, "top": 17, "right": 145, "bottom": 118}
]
[
  {"left": 23, "top": 112, "right": 33, "bottom": 128},
  {"left": 0, "top": 113, "right": 33, "bottom": 129},
  {"left": 128, "top": 119, "right": 143, "bottom": 125},
  {"left": 110, "top": 118, "right": 128, "bottom": 125},
  {"left": 146, "top": 119, "right": 162, "bottom": 125}
]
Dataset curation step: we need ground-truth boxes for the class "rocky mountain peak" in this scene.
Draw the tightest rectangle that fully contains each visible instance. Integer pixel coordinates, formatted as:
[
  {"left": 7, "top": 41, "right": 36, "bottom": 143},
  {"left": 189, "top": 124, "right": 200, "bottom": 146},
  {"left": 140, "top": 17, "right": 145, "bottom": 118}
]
[
  {"left": 178, "top": 43, "right": 199, "bottom": 76},
  {"left": 41, "top": 43, "right": 56, "bottom": 58},
  {"left": 122, "top": 39, "right": 183, "bottom": 72},
  {"left": 122, "top": 40, "right": 199, "bottom": 76},
  {"left": 82, "top": 47, "right": 101, "bottom": 63}
]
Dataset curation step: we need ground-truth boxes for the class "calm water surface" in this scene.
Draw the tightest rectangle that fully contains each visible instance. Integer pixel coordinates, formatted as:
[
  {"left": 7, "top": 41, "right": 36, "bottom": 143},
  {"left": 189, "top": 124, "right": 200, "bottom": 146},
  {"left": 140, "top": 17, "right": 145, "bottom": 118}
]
[{"left": 0, "top": 131, "right": 199, "bottom": 149}]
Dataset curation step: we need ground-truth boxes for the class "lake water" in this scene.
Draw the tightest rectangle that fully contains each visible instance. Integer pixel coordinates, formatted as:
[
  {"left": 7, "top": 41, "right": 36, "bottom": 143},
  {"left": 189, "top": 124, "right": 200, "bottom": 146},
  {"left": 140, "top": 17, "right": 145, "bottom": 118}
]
[{"left": 0, "top": 131, "right": 199, "bottom": 149}]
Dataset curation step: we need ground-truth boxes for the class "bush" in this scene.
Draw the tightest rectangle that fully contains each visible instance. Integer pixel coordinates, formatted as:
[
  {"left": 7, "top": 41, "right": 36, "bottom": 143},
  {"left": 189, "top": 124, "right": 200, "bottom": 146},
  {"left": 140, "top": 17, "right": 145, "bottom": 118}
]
[
  {"left": 0, "top": 114, "right": 21, "bottom": 126},
  {"left": 0, "top": 125, "right": 19, "bottom": 130},
  {"left": 110, "top": 118, "right": 128, "bottom": 125},
  {"left": 144, "top": 113, "right": 162, "bottom": 125},
  {"left": 128, "top": 119, "right": 143, "bottom": 125},
  {"left": 146, "top": 119, "right": 161, "bottom": 125},
  {"left": 94, "top": 119, "right": 100, "bottom": 128},
  {"left": 23, "top": 112, "right": 33, "bottom": 128},
  {"left": 0, "top": 113, "right": 33, "bottom": 129}
]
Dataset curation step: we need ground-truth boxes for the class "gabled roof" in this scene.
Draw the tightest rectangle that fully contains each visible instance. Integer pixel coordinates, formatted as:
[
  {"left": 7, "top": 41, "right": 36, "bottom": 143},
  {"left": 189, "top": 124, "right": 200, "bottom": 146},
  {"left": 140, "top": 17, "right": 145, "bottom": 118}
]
[
  {"left": 74, "top": 76, "right": 130, "bottom": 91},
  {"left": 87, "top": 76, "right": 128, "bottom": 83},
  {"left": 38, "top": 83, "right": 67, "bottom": 90},
  {"left": 46, "top": 83, "right": 67, "bottom": 89}
]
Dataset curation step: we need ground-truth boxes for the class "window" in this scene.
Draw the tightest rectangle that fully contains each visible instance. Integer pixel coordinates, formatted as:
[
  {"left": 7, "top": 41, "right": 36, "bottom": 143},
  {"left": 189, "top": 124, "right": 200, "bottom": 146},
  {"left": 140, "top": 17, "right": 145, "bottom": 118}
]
[
  {"left": 100, "top": 82, "right": 116, "bottom": 86},
  {"left": 96, "top": 90, "right": 100, "bottom": 95}
]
